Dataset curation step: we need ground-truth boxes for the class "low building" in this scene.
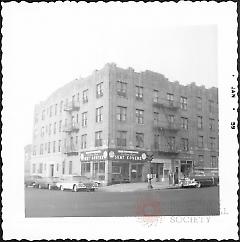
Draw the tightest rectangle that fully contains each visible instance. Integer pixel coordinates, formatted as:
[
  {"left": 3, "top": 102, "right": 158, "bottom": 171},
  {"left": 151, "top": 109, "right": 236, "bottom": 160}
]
[{"left": 30, "top": 63, "right": 219, "bottom": 185}]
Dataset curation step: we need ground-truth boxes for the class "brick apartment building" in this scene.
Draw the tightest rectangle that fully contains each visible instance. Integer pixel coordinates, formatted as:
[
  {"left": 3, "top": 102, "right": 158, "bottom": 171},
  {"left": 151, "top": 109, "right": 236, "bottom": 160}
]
[{"left": 30, "top": 63, "right": 219, "bottom": 185}]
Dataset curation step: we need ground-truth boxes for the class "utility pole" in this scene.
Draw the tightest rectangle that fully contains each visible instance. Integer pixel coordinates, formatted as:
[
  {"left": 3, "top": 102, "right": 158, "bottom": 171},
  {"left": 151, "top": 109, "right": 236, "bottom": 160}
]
[{"left": 147, "top": 152, "right": 154, "bottom": 189}]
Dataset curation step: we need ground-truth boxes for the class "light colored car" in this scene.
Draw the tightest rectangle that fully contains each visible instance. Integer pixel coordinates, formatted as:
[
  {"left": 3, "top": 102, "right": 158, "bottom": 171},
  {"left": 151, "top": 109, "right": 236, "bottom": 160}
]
[
  {"left": 35, "top": 177, "right": 60, "bottom": 190},
  {"left": 56, "top": 175, "right": 97, "bottom": 192},
  {"left": 179, "top": 177, "right": 201, "bottom": 188}
]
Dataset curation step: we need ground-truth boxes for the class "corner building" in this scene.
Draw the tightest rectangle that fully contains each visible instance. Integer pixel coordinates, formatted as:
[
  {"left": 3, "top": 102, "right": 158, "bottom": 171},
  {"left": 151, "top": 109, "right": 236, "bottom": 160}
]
[{"left": 31, "top": 63, "right": 219, "bottom": 185}]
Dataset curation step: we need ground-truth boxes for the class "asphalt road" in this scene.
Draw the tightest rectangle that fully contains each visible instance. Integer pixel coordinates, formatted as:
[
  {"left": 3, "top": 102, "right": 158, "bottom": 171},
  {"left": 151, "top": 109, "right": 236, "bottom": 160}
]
[{"left": 25, "top": 186, "right": 219, "bottom": 217}]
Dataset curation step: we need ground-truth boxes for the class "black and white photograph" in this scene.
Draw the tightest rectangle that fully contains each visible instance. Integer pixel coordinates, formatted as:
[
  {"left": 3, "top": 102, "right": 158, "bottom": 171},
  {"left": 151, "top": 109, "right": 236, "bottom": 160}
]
[{"left": 2, "top": 2, "right": 238, "bottom": 240}]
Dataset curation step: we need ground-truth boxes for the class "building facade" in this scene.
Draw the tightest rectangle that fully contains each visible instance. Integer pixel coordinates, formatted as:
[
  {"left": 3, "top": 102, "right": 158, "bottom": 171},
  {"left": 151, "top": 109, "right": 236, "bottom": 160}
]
[
  {"left": 24, "top": 144, "right": 32, "bottom": 176},
  {"left": 30, "top": 63, "right": 219, "bottom": 185}
]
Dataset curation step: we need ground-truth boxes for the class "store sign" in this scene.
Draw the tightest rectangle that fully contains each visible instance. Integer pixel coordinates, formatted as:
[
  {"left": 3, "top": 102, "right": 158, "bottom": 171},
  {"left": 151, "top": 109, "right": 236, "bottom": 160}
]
[
  {"left": 80, "top": 149, "right": 108, "bottom": 161},
  {"left": 108, "top": 149, "right": 147, "bottom": 162}
]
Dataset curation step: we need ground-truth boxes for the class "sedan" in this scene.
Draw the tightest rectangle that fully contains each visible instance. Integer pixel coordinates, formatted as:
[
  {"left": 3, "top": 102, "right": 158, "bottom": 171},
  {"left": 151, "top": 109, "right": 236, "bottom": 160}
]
[
  {"left": 56, "top": 175, "right": 97, "bottom": 192},
  {"left": 35, "top": 177, "right": 60, "bottom": 190},
  {"left": 189, "top": 173, "right": 219, "bottom": 187}
]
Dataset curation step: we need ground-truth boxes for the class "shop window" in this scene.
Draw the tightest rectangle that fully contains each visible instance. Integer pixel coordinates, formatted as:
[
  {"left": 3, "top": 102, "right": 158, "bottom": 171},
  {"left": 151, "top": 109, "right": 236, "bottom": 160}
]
[{"left": 81, "top": 162, "right": 91, "bottom": 175}]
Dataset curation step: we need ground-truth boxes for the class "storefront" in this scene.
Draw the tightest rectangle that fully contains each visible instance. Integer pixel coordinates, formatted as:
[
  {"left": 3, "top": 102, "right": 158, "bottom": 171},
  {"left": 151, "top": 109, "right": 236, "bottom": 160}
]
[
  {"left": 151, "top": 158, "right": 172, "bottom": 182},
  {"left": 108, "top": 149, "right": 148, "bottom": 184},
  {"left": 80, "top": 149, "right": 148, "bottom": 184},
  {"left": 80, "top": 149, "right": 108, "bottom": 182}
]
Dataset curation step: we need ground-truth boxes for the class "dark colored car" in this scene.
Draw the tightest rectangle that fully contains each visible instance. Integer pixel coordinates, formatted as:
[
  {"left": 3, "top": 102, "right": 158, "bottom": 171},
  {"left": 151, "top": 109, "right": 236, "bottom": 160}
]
[
  {"left": 189, "top": 172, "right": 219, "bottom": 187},
  {"left": 35, "top": 177, "right": 60, "bottom": 190},
  {"left": 24, "top": 175, "right": 42, "bottom": 187}
]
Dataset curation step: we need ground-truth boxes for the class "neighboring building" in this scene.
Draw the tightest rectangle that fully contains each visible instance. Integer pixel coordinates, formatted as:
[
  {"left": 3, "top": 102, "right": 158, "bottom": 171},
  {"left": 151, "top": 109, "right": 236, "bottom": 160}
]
[
  {"left": 30, "top": 63, "right": 219, "bottom": 185},
  {"left": 24, "top": 144, "right": 32, "bottom": 176}
]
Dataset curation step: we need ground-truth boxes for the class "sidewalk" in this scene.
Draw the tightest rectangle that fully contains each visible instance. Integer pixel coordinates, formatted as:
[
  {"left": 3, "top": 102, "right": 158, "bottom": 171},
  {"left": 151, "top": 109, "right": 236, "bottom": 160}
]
[{"left": 97, "top": 181, "right": 179, "bottom": 192}]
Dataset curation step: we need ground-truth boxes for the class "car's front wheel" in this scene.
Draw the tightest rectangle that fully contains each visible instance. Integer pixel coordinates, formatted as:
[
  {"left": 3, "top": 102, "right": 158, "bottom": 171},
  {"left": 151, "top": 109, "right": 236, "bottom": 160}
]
[{"left": 196, "top": 182, "right": 201, "bottom": 188}]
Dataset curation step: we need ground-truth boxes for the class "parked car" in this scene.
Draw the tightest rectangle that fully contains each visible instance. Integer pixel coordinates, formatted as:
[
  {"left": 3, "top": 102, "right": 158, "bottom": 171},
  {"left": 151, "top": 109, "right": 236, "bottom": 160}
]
[
  {"left": 24, "top": 175, "right": 42, "bottom": 187},
  {"left": 179, "top": 177, "right": 200, "bottom": 188},
  {"left": 56, "top": 175, "right": 97, "bottom": 192},
  {"left": 189, "top": 171, "right": 219, "bottom": 187},
  {"left": 35, "top": 177, "right": 60, "bottom": 190}
]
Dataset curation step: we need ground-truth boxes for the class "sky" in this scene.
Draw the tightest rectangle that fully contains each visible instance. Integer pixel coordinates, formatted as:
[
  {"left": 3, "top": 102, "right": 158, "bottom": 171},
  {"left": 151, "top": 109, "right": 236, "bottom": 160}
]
[{"left": 1, "top": 3, "right": 223, "bottom": 146}]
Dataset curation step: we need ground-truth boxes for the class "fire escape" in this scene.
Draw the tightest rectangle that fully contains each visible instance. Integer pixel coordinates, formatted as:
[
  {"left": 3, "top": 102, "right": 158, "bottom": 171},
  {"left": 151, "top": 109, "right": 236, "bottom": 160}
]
[
  {"left": 152, "top": 97, "right": 181, "bottom": 156},
  {"left": 63, "top": 100, "right": 80, "bottom": 156}
]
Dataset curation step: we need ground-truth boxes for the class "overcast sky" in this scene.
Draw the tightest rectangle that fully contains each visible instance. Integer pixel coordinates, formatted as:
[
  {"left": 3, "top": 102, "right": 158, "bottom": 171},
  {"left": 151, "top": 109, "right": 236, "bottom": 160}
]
[{"left": 3, "top": 3, "right": 222, "bottom": 146}]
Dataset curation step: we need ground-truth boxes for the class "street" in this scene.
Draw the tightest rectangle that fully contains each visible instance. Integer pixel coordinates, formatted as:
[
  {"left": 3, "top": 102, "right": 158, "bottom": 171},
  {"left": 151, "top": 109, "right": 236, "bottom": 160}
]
[{"left": 25, "top": 186, "right": 219, "bottom": 217}]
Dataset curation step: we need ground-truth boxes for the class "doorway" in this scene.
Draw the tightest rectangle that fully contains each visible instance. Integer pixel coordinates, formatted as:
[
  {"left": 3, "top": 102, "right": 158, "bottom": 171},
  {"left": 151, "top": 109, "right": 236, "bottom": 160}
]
[{"left": 50, "top": 164, "right": 54, "bottom": 177}]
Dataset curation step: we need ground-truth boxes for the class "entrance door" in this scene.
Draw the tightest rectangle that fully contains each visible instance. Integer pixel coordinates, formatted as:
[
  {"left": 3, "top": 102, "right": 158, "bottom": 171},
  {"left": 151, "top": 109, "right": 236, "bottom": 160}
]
[
  {"left": 50, "top": 164, "right": 54, "bottom": 177},
  {"left": 131, "top": 164, "right": 143, "bottom": 182}
]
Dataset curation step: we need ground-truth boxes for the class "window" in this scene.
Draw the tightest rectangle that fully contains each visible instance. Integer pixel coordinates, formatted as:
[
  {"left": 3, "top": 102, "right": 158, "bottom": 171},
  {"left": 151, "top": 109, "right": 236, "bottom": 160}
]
[
  {"left": 209, "top": 100, "right": 214, "bottom": 113},
  {"left": 81, "top": 162, "right": 91, "bottom": 174},
  {"left": 41, "top": 126, "right": 44, "bottom": 137},
  {"left": 96, "top": 82, "right": 103, "bottom": 98},
  {"left": 69, "top": 161, "right": 72, "bottom": 175},
  {"left": 81, "top": 134, "right": 87, "bottom": 149},
  {"left": 82, "top": 112, "right": 87, "bottom": 127},
  {"left": 83, "top": 89, "right": 88, "bottom": 103},
  {"left": 95, "top": 131, "right": 103, "bottom": 147},
  {"left": 168, "top": 136, "right": 176, "bottom": 150},
  {"left": 136, "top": 133, "right": 144, "bottom": 148},
  {"left": 117, "top": 81, "right": 127, "bottom": 97},
  {"left": 180, "top": 96, "right": 187, "bottom": 110},
  {"left": 198, "top": 136, "right": 204, "bottom": 148},
  {"left": 53, "top": 141, "right": 56, "bottom": 153},
  {"left": 96, "top": 106, "right": 103, "bottom": 123},
  {"left": 211, "top": 156, "right": 218, "bottom": 168},
  {"left": 136, "top": 109, "right": 144, "bottom": 124},
  {"left": 210, "top": 137, "right": 216, "bottom": 149},
  {"left": 60, "top": 100, "right": 63, "bottom": 113},
  {"left": 197, "top": 116, "right": 203, "bottom": 129},
  {"left": 167, "top": 93, "right": 174, "bottom": 103},
  {"left": 198, "top": 155, "right": 204, "bottom": 167},
  {"left": 58, "top": 140, "right": 61, "bottom": 152},
  {"left": 116, "top": 106, "right": 127, "bottom": 121},
  {"left": 136, "top": 86, "right": 143, "bottom": 100},
  {"left": 197, "top": 97, "right": 202, "bottom": 110},
  {"left": 41, "top": 110, "right": 45, "bottom": 121},
  {"left": 75, "top": 136, "right": 78, "bottom": 145},
  {"left": 55, "top": 104, "right": 58, "bottom": 115},
  {"left": 153, "top": 112, "right": 159, "bottom": 125},
  {"left": 181, "top": 138, "right": 189, "bottom": 151},
  {"left": 48, "top": 142, "right": 51, "bottom": 153},
  {"left": 59, "top": 120, "right": 62, "bottom": 132},
  {"left": 168, "top": 115, "right": 175, "bottom": 124},
  {"left": 153, "top": 90, "right": 159, "bottom": 103},
  {"left": 53, "top": 122, "right": 56, "bottom": 134},
  {"left": 117, "top": 131, "right": 127, "bottom": 147},
  {"left": 49, "top": 123, "right": 52, "bottom": 135},
  {"left": 40, "top": 144, "right": 44, "bottom": 155},
  {"left": 39, "top": 163, "right": 43, "bottom": 173},
  {"left": 50, "top": 105, "right": 53, "bottom": 117},
  {"left": 62, "top": 161, "right": 65, "bottom": 175},
  {"left": 209, "top": 118, "right": 215, "bottom": 130},
  {"left": 181, "top": 117, "right": 188, "bottom": 130}
]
